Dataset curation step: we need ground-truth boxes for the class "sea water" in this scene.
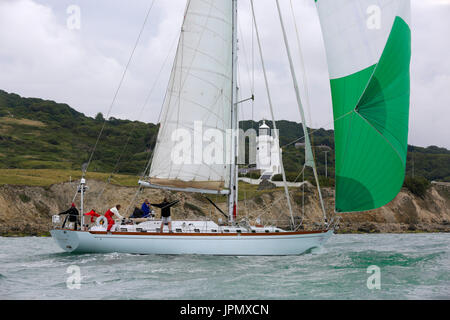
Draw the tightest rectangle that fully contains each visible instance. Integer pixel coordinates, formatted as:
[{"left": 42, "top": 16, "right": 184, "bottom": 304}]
[{"left": 0, "top": 233, "right": 448, "bottom": 300}]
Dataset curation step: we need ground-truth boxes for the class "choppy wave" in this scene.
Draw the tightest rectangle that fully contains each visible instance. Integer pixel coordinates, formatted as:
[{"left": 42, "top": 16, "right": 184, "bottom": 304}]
[{"left": 0, "top": 233, "right": 449, "bottom": 300}]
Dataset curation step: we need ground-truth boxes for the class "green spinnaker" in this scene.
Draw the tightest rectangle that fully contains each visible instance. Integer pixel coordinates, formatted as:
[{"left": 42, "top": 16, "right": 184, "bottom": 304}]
[{"left": 331, "top": 17, "right": 411, "bottom": 212}]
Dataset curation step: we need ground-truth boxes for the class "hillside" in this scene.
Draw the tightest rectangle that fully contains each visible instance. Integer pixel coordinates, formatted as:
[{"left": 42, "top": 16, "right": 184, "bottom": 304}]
[
  {"left": 0, "top": 89, "right": 449, "bottom": 183},
  {"left": 0, "top": 90, "right": 158, "bottom": 175}
]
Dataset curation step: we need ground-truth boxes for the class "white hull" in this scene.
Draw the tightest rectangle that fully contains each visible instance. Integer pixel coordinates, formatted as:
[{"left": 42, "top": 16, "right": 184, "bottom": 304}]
[{"left": 50, "top": 229, "right": 333, "bottom": 256}]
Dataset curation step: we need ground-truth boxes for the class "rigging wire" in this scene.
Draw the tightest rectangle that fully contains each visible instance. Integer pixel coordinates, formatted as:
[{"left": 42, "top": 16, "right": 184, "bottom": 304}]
[
  {"left": 280, "top": 110, "right": 354, "bottom": 150},
  {"left": 287, "top": 0, "right": 319, "bottom": 162},
  {"left": 251, "top": 2, "right": 255, "bottom": 131},
  {"left": 81, "top": 0, "right": 157, "bottom": 180},
  {"left": 125, "top": 1, "right": 198, "bottom": 214},
  {"left": 250, "top": 0, "right": 295, "bottom": 230},
  {"left": 276, "top": 0, "right": 328, "bottom": 225},
  {"left": 94, "top": 33, "right": 179, "bottom": 205},
  {"left": 238, "top": 21, "right": 254, "bottom": 105},
  {"left": 236, "top": 68, "right": 251, "bottom": 223},
  {"left": 289, "top": 0, "right": 314, "bottom": 138}
]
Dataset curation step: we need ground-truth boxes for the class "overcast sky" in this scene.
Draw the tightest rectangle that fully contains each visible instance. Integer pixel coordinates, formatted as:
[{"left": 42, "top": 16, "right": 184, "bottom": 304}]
[{"left": 0, "top": 0, "right": 449, "bottom": 148}]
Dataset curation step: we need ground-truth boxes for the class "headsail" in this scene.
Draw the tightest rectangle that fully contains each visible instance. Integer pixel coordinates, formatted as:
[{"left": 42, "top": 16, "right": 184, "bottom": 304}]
[
  {"left": 148, "top": 0, "right": 233, "bottom": 194},
  {"left": 316, "top": 0, "right": 411, "bottom": 212}
]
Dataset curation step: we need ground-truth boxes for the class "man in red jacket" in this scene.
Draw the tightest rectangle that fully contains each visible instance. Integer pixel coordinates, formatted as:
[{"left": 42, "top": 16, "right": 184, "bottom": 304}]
[
  {"left": 104, "top": 205, "right": 123, "bottom": 232},
  {"left": 84, "top": 209, "right": 100, "bottom": 223}
]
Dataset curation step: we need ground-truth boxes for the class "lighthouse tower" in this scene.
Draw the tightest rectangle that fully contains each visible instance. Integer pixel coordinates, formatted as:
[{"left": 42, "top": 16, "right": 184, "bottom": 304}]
[{"left": 256, "top": 120, "right": 282, "bottom": 179}]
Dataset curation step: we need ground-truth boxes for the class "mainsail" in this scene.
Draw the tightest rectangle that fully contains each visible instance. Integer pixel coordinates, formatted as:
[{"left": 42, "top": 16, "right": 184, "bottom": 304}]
[
  {"left": 148, "top": 0, "right": 233, "bottom": 194},
  {"left": 316, "top": 0, "right": 411, "bottom": 212}
]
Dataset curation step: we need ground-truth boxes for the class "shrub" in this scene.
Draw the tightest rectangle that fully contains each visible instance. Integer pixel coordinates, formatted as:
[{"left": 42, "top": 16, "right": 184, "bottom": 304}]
[
  {"left": 272, "top": 172, "right": 299, "bottom": 182},
  {"left": 246, "top": 171, "right": 261, "bottom": 179},
  {"left": 19, "top": 194, "right": 31, "bottom": 203},
  {"left": 403, "top": 176, "right": 430, "bottom": 198}
]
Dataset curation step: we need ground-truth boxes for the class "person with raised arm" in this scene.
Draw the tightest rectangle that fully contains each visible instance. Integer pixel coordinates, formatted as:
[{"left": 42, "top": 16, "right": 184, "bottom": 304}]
[{"left": 151, "top": 198, "right": 179, "bottom": 233}]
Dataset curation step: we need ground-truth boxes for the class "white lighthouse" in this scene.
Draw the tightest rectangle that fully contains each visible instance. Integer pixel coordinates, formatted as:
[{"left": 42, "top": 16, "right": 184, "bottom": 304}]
[{"left": 256, "top": 120, "right": 282, "bottom": 179}]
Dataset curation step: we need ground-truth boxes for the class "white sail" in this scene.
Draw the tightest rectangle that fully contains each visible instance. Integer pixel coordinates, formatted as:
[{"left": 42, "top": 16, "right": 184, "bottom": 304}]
[
  {"left": 316, "top": 0, "right": 410, "bottom": 79},
  {"left": 148, "top": 0, "right": 233, "bottom": 193}
]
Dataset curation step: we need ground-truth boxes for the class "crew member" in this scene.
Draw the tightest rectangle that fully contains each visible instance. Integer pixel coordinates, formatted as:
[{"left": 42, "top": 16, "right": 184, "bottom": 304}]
[
  {"left": 104, "top": 205, "right": 123, "bottom": 232},
  {"left": 151, "top": 198, "right": 179, "bottom": 233},
  {"left": 141, "top": 199, "right": 152, "bottom": 218},
  {"left": 59, "top": 203, "right": 79, "bottom": 230},
  {"left": 84, "top": 209, "right": 100, "bottom": 223},
  {"left": 130, "top": 207, "right": 144, "bottom": 218}
]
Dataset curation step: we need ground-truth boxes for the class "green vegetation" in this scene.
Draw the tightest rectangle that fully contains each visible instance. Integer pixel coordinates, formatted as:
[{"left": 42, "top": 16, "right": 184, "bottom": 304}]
[
  {"left": 0, "top": 169, "right": 138, "bottom": 187},
  {"left": 18, "top": 193, "right": 31, "bottom": 203},
  {"left": 272, "top": 172, "right": 300, "bottom": 182},
  {"left": 240, "top": 171, "right": 261, "bottom": 180},
  {"left": 403, "top": 176, "right": 431, "bottom": 198},
  {"left": 240, "top": 120, "right": 450, "bottom": 184},
  {"left": 0, "top": 90, "right": 158, "bottom": 175},
  {"left": 1, "top": 90, "right": 449, "bottom": 186}
]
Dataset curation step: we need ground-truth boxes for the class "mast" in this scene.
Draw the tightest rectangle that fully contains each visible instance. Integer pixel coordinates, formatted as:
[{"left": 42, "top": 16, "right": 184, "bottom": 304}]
[
  {"left": 79, "top": 178, "right": 86, "bottom": 231},
  {"left": 228, "top": 0, "right": 238, "bottom": 224},
  {"left": 275, "top": 0, "right": 327, "bottom": 225}
]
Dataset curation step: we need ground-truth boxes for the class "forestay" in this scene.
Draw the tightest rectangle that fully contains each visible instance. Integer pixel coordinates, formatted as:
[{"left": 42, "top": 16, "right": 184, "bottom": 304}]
[
  {"left": 316, "top": 0, "right": 411, "bottom": 212},
  {"left": 148, "top": 0, "right": 233, "bottom": 193}
]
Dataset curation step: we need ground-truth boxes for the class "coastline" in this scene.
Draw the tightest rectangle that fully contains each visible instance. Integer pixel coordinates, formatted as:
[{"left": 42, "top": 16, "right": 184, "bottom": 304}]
[{"left": 1, "top": 177, "right": 449, "bottom": 237}]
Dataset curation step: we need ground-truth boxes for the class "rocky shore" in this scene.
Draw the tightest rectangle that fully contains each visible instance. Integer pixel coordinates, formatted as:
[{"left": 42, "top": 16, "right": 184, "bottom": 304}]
[{"left": 0, "top": 180, "right": 449, "bottom": 236}]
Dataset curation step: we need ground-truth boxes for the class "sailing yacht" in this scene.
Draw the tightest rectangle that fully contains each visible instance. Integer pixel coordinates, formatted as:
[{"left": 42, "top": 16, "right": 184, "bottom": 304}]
[{"left": 51, "top": 0, "right": 411, "bottom": 255}]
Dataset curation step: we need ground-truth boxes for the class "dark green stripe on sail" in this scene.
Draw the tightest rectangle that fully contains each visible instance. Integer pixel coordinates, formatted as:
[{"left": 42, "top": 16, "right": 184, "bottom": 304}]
[{"left": 331, "top": 17, "right": 411, "bottom": 213}]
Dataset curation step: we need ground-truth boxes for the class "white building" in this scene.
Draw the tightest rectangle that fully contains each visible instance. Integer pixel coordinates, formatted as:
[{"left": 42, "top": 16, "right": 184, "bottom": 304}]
[{"left": 256, "top": 121, "right": 282, "bottom": 179}]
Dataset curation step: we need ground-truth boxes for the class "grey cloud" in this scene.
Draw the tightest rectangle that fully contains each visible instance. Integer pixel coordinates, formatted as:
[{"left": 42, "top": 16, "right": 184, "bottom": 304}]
[{"left": 0, "top": 0, "right": 448, "bottom": 148}]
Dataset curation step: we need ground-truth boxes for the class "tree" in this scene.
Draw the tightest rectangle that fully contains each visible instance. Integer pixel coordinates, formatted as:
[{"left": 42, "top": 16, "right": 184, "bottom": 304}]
[{"left": 95, "top": 112, "right": 105, "bottom": 122}]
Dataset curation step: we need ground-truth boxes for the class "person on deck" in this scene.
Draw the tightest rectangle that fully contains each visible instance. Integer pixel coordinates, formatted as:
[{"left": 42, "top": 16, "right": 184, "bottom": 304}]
[
  {"left": 141, "top": 199, "right": 153, "bottom": 218},
  {"left": 104, "top": 205, "right": 124, "bottom": 233},
  {"left": 151, "top": 198, "right": 179, "bottom": 233},
  {"left": 130, "top": 207, "right": 144, "bottom": 218},
  {"left": 59, "top": 203, "right": 80, "bottom": 230},
  {"left": 84, "top": 209, "right": 100, "bottom": 224}
]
